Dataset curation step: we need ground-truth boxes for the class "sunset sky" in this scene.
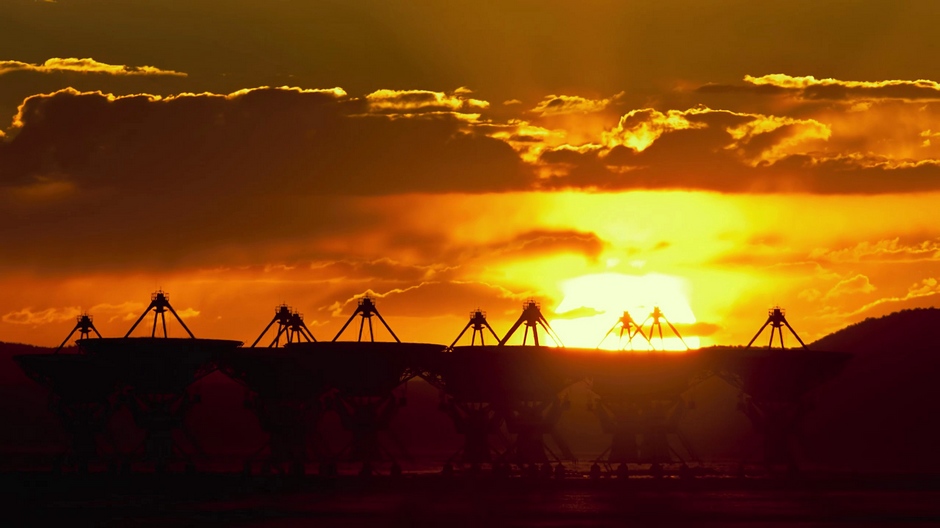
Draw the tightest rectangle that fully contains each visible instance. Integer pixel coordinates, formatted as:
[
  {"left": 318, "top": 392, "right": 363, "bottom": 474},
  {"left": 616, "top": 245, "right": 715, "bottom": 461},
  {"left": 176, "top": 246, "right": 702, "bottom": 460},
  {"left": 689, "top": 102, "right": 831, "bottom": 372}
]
[{"left": 3, "top": 1, "right": 940, "bottom": 349}]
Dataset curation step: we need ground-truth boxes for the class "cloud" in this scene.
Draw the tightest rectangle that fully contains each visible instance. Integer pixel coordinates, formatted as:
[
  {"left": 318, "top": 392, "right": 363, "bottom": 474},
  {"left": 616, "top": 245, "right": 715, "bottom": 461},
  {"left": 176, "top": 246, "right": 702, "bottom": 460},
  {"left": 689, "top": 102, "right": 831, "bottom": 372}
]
[
  {"left": 2, "top": 306, "right": 81, "bottom": 325},
  {"left": 699, "top": 74, "right": 940, "bottom": 102},
  {"left": 530, "top": 92, "right": 624, "bottom": 117},
  {"left": 799, "top": 288, "right": 822, "bottom": 302},
  {"left": 726, "top": 114, "right": 831, "bottom": 165},
  {"left": 486, "top": 121, "right": 568, "bottom": 164},
  {"left": 809, "top": 238, "right": 940, "bottom": 263},
  {"left": 602, "top": 108, "right": 707, "bottom": 152},
  {"left": 90, "top": 302, "right": 147, "bottom": 323},
  {"left": 536, "top": 106, "right": 940, "bottom": 194},
  {"left": 0, "top": 87, "right": 520, "bottom": 196},
  {"left": 552, "top": 306, "right": 605, "bottom": 319},
  {"left": 842, "top": 278, "right": 940, "bottom": 320},
  {"left": 0, "top": 87, "right": 534, "bottom": 272},
  {"left": 365, "top": 88, "right": 488, "bottom": 114},
  {"left": 0, "top": 58, "right": 186, "bottom": 77},
  {"left": 309, "top": 258, "right": 453, "bottom": 284},
  {"left": 174, "top": 307, "right": 201, "bottom": 319},
  {"left": 671, "top": 321, "right": 721, "bottom": 337},
  {"left": 7, "top": 82, "right": 940, "bottom": 279},
  {"left": 824, "top": 274, "right": 876, "bottom": 299},
  {"left": 483, "top": 230, "right": 606, "bottom": 261},
  {"left": 326, "top": 281, "right": 536, "bottom": 321}
]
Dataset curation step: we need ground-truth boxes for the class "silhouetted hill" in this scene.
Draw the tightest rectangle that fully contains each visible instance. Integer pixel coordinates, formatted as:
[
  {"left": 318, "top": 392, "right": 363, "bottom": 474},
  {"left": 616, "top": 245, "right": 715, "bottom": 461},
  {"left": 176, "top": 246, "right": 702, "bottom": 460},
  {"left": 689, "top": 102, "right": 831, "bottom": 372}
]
[
  {"left": 812, "top": 307, "right": 940, "bottom": 354},
  {"left": 0, "top": 342, "right": 62, "bottom": 383},
  {"left": 0, "top": 342, "right": 65, "bottom": 452},
  {"left": 804, "top": 308, "right": 940, "bottom": 473}
]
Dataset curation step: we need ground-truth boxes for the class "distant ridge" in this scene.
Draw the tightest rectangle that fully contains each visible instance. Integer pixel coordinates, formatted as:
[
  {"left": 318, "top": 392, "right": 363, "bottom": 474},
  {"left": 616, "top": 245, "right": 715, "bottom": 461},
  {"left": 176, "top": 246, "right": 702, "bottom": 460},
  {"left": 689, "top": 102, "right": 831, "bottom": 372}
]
[
  {"left": 0, "top": 341, "right": 57, "bottom": 353},
  {"left": 0, "top": 342, "right": 61, "bottom": 384},
  {"left": 812, "top": 307, "right": 940, "bottom": 354},
  {"left": 803, "top": 307, "right": 940, "bottom": 473}
]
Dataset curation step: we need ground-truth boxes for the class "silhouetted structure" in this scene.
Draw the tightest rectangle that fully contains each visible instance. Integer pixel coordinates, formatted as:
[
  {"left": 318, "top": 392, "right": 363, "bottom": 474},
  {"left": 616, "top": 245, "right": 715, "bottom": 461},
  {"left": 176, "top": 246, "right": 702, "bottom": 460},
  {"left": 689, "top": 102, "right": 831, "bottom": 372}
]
[
  {"left": 218, "top": 304, "right": 327, "bottom": 475},
  {"left": 427, "top": 310, "right": 507, "bottom": 466},
  {"left": 9, "top": 291, "right": 863, "bottom": 478},
  {"left": 432, "top": 302, "right": 577, "bottom": 469},
  {"left": 497, "top": 302, "right": 573, "bottom": 464},
  {"left": 333, "top": 295, "right": 400, "bottom": 343},
  {"left": 639, "top": 306, "right": 689, "bottom": 351},
  {"left": 597, "top": 310, "right": 648, "bottom": 350},
  {"left": 15, "top": 316, "right": 118, "bottom": 472},
  {"left": 585, "top": 351, "right": 701, "bottom": 467},
  {"left": 251, "top": 304, "right": 316, "bottom": 347},
  {"left": 590, "top": 308, "right": 700, "bottom": 464},
  {"left": 125, "top": 290, "right": 194, "bottom": 339},
  {"left": 498, "top": 300, "right": 563, "bottom": 347},
  {"left": 79, "top": 291, "right": 241, "bottom": 472},
  {"left": 451, "top": 309, "right": 500, "bottom": 347},
  {"left": 56, "top": 313, "right": 102, "bottom": 352},
  {"left": 706, "top": 307, "right": 848, "bottom": 471},
  {"left": 290, "top": 296, "right": 442, "bottom": 471},
  {"left": 747, "top": 306, "right": 807, "bottom": 349}
]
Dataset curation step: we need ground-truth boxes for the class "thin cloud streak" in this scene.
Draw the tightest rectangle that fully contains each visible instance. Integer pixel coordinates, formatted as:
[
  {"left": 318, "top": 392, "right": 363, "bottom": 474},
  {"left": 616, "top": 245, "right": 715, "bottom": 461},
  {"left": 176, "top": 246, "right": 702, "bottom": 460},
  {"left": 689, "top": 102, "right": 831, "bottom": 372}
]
[{"left": 0, "top": 58, "right": 186, "bottom": 77}]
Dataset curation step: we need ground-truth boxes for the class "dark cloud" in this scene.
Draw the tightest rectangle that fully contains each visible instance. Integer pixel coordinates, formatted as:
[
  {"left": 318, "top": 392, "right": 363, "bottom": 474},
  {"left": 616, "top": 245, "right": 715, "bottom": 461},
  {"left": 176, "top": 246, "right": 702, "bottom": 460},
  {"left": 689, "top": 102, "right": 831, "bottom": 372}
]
[
  {"left": 0, "top": 87, "right": 535, "bottom": 273},
  {"left": 0, "top": 66, "right": 193, "bottom": 129},
  {"left": 1, "top": 87, "right": 530, "bottom": 194}
]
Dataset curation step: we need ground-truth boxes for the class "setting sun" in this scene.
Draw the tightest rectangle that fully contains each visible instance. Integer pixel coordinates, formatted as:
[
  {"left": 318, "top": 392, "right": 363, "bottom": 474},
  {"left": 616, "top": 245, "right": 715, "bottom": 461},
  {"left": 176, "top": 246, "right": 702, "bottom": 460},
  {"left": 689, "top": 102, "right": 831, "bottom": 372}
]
[{"left": 550, "top": 272, "right": 699, "bottom": 350}]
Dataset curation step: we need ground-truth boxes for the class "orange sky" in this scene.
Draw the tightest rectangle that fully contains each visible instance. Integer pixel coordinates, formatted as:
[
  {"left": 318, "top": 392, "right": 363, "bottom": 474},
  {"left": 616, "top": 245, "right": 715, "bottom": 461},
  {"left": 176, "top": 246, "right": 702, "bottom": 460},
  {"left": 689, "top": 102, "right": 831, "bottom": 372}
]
[{"left": 2, "top": 1, "right": 940, "bottom": 348}]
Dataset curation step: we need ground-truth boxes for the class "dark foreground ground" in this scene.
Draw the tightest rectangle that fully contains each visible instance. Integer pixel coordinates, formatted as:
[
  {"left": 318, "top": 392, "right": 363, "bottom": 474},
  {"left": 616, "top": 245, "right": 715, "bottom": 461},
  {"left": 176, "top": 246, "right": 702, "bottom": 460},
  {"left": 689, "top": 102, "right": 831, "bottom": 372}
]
[{"left": 3, "top": 471, "right": 940, "bottom": 527}]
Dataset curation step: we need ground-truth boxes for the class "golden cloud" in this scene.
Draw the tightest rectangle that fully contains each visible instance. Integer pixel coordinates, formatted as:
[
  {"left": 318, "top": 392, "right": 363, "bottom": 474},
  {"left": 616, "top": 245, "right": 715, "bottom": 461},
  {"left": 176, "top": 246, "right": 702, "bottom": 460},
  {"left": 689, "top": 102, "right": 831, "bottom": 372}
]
[
  {"left": 530, "top": 92, "right": 624, "bottom": 117},
  {"left": 824, "top": 274, "right": 876, "bottom": 299},
  {"left": 727, "top": 114, "right": 831, "bottom": 164},
  {"left": 843, "top": 278, "right": 940, "bottom": 319},
  {"left": 701, "top": 74, "right": 940, "bottom": 102},
  {"left": 745, "top": 74, "right": 940, "bottom": 92},
  {"left": 0, "top": 57, "right": 186, "bottom": 77},
  {"left": 365, "top": 88, "right": 489, "bottom": 114},
  {"left": 602, "top": 108, "right": 706, "bottom": 152},
  {"left": 488, "top": 120, "right": 568, "bottom": 163},
  {"left": 9, "top": 86, "right": 348, "bottom": 128},
  {"left": 809, "top": 238, "right": 940, "bottom": 263}
]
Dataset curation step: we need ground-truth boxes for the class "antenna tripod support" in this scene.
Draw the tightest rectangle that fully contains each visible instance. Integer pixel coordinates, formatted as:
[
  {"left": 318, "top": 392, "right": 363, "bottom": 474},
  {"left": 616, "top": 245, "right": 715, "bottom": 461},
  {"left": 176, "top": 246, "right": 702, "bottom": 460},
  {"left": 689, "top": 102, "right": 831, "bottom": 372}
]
[
  {"left": 498, "top": 300, "right": 564, "bottom": 347},
  {"left": 451, "top": 309, "right": 501, "bottom": 347},
  {"left": 56, "top": 313, "right": 103, "bottom": 352},
  {"left": 333, "top": 295, "right": 400, "bottom": 343},
  {"left": 597, "top": 310, "right": 649, "bottom": 349},
  {"left": 252, "top": 304, "right": 317, "bottom": 347},
  {"left": 124, "top": 290, "right": 195, "bottom": 338},
  {"left": 746, "top": 306, "right": 807, "bottom": 349},
  {"left": 639, "top": 307, "right": 689, "bottom": 351}
]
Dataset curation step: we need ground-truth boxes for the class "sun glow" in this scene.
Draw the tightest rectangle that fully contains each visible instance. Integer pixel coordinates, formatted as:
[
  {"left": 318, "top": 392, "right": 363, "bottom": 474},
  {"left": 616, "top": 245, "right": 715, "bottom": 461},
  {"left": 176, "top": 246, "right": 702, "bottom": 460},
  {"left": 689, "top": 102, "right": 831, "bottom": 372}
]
[{"left": 550, "top": 272, "right": 700, "bottom": 351}]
